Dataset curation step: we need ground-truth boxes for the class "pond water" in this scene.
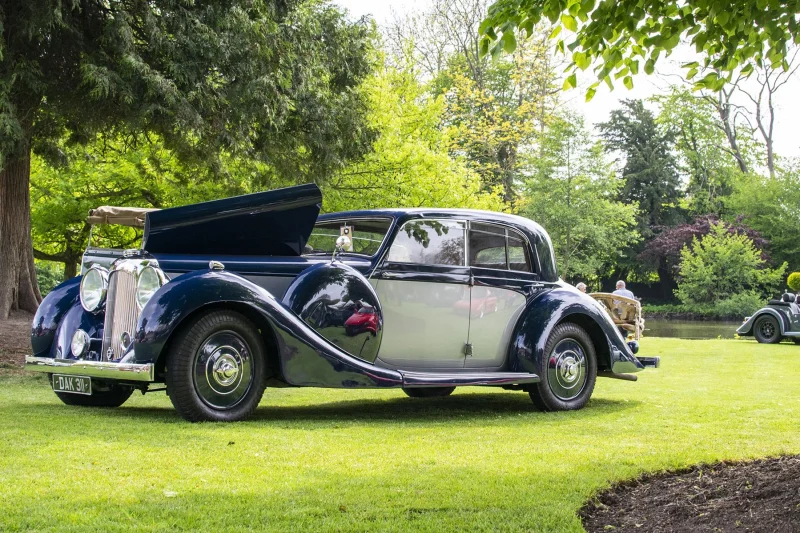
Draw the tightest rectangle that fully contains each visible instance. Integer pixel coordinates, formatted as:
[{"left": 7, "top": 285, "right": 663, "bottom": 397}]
[{"left": 645, "top": 318, "right": 742, "bottom": 340}]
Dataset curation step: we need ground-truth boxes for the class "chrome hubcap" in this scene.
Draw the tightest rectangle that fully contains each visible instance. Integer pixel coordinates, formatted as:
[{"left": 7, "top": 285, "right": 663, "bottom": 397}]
[
  {"left": 547, "top": 339, "right": 587, "bottom": 400},
  {"left": 193, "top": 331, "right": 253, "bottom": 409}
]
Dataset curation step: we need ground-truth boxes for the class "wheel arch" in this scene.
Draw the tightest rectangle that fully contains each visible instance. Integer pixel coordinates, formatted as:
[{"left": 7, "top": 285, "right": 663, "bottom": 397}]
[
  {"left": 557, "top": 313, "right": 611, "bottom": 371},
  {"left": 152, "top": 301, "right": 282, "bottom": 382}
]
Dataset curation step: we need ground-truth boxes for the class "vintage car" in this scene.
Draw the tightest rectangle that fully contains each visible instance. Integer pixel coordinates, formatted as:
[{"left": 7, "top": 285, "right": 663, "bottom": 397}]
[
  {"left": 736, "top": 293, "right": 800, "bottom": 344},
  {"left": 25, "top": 184, "right": 659, "bottom": 422}
]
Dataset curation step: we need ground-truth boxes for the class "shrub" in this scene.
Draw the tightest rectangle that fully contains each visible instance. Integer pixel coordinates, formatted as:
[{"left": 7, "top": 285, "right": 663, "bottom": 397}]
[
  {"left": 675, "top": 223, "right": 787, "bottom": 304},
  {"left": 788, "top": 272, "right": 800, "bottom": 292},
  {"left": 711, "top": 292, "right": 766, "bottom": 318}
]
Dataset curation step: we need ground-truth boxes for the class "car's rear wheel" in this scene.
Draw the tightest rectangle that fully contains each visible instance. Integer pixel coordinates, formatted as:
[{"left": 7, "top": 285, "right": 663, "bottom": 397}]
[
  {"left": 754, "top": 315, "right": 781, "bottom": 344},
  {"left": 403, "top": 387, "right": 455, "bottom": 398},
  {"left": 166, "top": 310, "right": 267, "bottom": 422},
  {"left": 529, "top": 322, "right": 597, "bottom": 411},
  {"left": 54, "top": 378, "right": 133, "bottom": 407}
]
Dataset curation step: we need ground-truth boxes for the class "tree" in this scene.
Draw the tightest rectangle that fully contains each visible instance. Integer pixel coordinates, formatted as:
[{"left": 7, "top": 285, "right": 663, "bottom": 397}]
[
  {"left": 385, "top": 0, "right": 562, "bottom": 203},
  {"left": 726, "top": 161, "right": 800, "bottom": 272},
  {"left": 599, "top": 100, "right": 682, "bottom": 232},
  {"left": 675, "top": 223, "right": 786, "bottom": 305},
  {"left": 479, "top": 0, "right": 800, "bottom": 91},
  {"left": 521, "top": 114, "right": 638, "bottom": 281},
  {"left": 640, "top": 215, "right": 770, "bottom": 290},
  {"left": 30, "top": 136, "right": 257, "bottom": 279},
  {"left": 0, "top": 0, "right": 375, "bottom": 317},
  {"left": 653, "top": 87, "right": 757, "bottom": 216},
  {"left": 598, "top": 99, "right": 683, "bottom": 294},
  {"left": 734, "top": 47, "right": 800, "bottom": 177},
  {"left": 323, "top": 62, "right": 504, "bottom": 213}
]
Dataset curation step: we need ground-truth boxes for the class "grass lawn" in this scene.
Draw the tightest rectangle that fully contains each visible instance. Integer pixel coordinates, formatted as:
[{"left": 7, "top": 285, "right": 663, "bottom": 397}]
[{"left": 1, "top": 337, "right": 798, "bottom": 532}]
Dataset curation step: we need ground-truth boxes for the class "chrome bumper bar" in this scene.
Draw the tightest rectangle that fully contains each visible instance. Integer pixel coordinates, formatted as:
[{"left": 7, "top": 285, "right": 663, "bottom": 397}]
[{"left": 24, "top": 356, "right": 155, "bottom": 382}]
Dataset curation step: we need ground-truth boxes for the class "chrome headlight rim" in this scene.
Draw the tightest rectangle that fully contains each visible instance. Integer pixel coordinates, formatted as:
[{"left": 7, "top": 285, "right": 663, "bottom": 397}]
[
  {"left": 71, "top": 329, "right": 90, "bottom": 358},
  {"left": 79, "top": 266, "right": 109, "bottom": 313},
  {"left": 135, "top": 265, "right": 165, "bottom": 310}
]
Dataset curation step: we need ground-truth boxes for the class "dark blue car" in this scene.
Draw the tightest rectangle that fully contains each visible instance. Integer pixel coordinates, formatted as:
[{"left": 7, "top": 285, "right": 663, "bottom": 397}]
[{"left": 26, "top": 184, "right": 658, "bottom": 421}]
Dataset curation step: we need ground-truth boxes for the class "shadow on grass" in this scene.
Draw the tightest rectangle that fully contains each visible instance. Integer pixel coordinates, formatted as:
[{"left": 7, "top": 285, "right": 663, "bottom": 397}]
[{"left": 6, "top": 392, "right": 641, "bottom": 425}]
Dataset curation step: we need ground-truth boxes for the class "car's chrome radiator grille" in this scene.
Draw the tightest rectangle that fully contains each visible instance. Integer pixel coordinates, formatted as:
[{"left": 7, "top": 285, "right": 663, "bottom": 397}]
[{"left": 102, "top": 270, "right": 138, "bottom": 361}]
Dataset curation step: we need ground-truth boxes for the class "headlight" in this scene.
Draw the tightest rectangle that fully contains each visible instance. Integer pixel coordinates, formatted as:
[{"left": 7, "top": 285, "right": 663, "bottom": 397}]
[
  {"left": 80, "top": 267, "right": 109, "bottom": 312},
  {"left": 136, "top": 266, "right": 163, "bottom": 309},
  {"left": 71, "top": 329, "right": 89, "bottom": 357}
]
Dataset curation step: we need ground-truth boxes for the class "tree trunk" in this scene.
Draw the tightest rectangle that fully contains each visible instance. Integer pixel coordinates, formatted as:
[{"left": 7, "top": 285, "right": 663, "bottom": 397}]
[
  {"left": 0, "top": 148, "right": 42, "bottom": 318},
  {"left": 64, "top": 260, "right": 78, "bottom": 280}
]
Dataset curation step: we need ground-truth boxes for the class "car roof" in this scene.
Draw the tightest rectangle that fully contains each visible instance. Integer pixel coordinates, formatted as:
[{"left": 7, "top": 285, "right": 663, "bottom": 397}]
[{"left": 318, "top": 208, "right": 548, "bottom": 240}]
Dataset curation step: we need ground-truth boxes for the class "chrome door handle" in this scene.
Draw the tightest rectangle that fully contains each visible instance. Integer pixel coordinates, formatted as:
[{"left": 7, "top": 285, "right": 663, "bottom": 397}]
[{"left": 381, "top": 272, "right": 401, "bottom": 279}]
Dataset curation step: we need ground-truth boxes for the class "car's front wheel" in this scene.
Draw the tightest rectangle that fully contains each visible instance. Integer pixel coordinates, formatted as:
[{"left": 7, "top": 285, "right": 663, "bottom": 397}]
[
  {"left": 754, "top": 315, "right": 781, "bottom": 344},
  {"left": 403, "top": 387, "right": 455, "bottom": 398},
  {"left": 166, "top": 310, "right": 267, "bottom": 422},
  {"left": 54, "top": 379, "right": 133, "bottom": 407},
  {"left": 529, "top": 322, "right": 597, "bottom": 411}
]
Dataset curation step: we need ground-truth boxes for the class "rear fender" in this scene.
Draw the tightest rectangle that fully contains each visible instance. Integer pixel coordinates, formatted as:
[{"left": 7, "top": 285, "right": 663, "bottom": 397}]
[
  {"left": 133, "top": 270, "right": 402, "bottom": 388},
  {"left": 737, "top": 308, "right": 789, "bottom": 336},
  {"left": 508, "top": 288, "right": 643, "bottom": 376}
]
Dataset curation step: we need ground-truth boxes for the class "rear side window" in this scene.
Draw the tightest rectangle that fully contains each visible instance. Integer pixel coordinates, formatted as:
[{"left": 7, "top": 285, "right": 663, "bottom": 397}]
[
  {"left": 387, "top": 220, "right": 466, "bottom": 266},
  {"left": 468, "top": 223, "right": 533, "bottom": 273}
]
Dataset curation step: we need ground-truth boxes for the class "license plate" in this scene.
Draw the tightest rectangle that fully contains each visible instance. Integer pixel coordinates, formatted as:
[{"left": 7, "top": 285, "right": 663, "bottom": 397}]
[{"left": 52, "top": 374, "right": 92, "bottom": 395}]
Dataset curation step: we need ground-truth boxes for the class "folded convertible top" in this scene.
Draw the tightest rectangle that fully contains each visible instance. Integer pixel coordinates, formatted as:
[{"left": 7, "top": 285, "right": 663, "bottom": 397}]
[{"left": 142, "top": 184, "right": 322, "bottom": 256}]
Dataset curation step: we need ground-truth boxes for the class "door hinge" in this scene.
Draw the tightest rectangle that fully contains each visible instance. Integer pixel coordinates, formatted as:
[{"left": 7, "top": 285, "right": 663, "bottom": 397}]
[{"left": 464, "top": 343, "right": 473, "bottom": 356}]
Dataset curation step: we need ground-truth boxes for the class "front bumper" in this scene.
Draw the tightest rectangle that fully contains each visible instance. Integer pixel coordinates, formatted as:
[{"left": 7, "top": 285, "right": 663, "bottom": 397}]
[{"left": 24, "top": 355, "right": 155, "bottom": 382}]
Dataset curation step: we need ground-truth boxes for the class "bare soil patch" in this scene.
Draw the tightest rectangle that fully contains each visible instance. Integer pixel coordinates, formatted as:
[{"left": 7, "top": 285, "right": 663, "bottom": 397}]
[
  {"left": 0, "top": 311, "right": 32, "bottom": 373},
  {"left": 581, "top": 456, "right": 800, "bottom": 532}
]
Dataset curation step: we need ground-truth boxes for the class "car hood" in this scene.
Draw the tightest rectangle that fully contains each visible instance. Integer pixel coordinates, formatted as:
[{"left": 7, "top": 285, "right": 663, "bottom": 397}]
[{"left": 143, "top": 184, "right": 322, "bottom": 256}]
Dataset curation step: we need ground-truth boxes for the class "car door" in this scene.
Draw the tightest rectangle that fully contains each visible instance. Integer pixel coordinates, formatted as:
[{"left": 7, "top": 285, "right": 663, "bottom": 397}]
[
  {"left": 372, "top": 219, "right": 470, "bottom": 371},
  {"left": 465, "top": 223, "right": 533, "bottom": 370}
]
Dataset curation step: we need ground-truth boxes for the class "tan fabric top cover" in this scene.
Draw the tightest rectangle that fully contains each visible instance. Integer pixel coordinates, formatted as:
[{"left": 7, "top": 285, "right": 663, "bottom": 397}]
[{"left": 87, "top": 206, "right": 160, "bottom": 228}]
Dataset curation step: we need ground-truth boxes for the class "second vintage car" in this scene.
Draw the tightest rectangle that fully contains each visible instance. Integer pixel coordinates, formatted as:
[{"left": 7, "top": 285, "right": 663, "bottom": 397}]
[
  {"left": 26, "top": 184, "right": 658, "bottom": 421},
  {"left": 737, "top": 292, "right": 800, "bottom": 344}
]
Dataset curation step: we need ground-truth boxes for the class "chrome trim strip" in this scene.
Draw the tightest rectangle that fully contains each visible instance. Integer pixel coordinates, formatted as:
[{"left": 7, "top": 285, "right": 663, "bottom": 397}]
[{"left": 24, "top": 356, "right": 155, "bottom": 382}]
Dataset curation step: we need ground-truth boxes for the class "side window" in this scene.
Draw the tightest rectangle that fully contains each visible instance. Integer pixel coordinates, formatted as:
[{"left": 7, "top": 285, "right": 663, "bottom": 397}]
[
  {"left": 468, "top": 223, "right": 534, "bottom": 273},
  {"left": 507, "top": 230, "right": 533, "bottom": 272},
  {"left": 469, "top": 223, "right": 507, "bottom": 269},
  {"left": 387, "top": 220, "right": 466, "bottom": 266}
]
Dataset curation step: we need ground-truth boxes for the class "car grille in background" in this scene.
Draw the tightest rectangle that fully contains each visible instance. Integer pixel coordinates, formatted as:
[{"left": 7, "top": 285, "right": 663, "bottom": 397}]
[{"left": 102, "top": 270, "right": 138, "bottom": 361}]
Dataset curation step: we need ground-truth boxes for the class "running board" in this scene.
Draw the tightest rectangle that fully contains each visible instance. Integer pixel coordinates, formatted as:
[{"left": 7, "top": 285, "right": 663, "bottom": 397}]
[{"left": 401, "top": 371, "right": 540, "bottom": 388}]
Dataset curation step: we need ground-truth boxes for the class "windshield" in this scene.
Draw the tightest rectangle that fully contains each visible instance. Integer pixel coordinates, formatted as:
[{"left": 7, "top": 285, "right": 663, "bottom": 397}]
[{"left": 304, "top": 218, "right": 392, "bottom": 257}]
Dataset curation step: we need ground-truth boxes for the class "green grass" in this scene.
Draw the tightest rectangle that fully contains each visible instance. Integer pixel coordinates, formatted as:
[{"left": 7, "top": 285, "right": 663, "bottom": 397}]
[{"left": 1, "top": 338, "right": 798, "bottom": 532}]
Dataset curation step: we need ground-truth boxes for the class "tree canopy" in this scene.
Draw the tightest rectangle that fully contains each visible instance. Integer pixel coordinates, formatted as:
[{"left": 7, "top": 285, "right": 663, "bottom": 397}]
[
  {"left": 0, "top": 0, "right": 377, "bottom": 316},
  {"left": 479, "top": 0, "right": 800, "bottom": 92}
]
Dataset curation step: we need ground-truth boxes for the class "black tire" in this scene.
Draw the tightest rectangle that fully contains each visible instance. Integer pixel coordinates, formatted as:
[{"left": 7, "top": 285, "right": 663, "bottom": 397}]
[
  {"left": 793, "top": 338, "right": 800, "bottom": 345},
  {"left": 166, "top": 310, "right": 267, "bottom": 422},
  {"left": 529, "top": 322, "right": 597, "bottom": 411},
  {"left": 753, "top": 315, "right": 781, "bottom": 344},
  {"left": 403, "top": 387, "right": 456, "bottom": 398},
  {"left": 53, "top": 378, "right": 133, "bottom": 407}
]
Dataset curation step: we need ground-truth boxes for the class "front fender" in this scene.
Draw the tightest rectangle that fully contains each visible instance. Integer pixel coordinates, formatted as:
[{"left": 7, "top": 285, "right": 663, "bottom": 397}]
[
  {"left": 736, "top": 307, "right": 790, "bottom": 336},
  {"left": 508, "top": 287, "right": 644, "bottom": 376},
  {"left": 134, "top": 270, "right": 403, "bottom": 388},
  {"left": 31, "top": 277, "right": 82, "bottom": 357}
]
